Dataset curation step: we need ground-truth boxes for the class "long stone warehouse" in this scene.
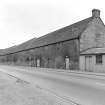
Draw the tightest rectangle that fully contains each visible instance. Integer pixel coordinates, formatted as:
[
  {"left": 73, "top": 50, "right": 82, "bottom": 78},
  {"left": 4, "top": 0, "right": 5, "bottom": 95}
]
[{"left": 0, "top": 9, "right": 105, "bottom": 72}]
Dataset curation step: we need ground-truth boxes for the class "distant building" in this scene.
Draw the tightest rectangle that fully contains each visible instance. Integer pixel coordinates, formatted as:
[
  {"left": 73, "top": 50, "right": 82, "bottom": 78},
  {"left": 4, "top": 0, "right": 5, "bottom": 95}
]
[{"left": 0, "top": 9, "right": 105, "bottom": 72}]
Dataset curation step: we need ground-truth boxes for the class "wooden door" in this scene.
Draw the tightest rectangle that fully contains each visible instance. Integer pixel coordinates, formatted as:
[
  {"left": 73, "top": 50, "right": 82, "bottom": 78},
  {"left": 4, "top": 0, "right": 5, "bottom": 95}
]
[{"left": 85, "top": 56, "right": 93, "bottom": 72}]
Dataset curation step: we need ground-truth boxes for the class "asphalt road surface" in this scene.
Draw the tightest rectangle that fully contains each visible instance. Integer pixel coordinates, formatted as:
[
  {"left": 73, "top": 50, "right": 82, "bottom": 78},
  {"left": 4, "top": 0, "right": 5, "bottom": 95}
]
[
  {"left": 0, "top": 65, "right": 105, "bottom": 105},
  {"left": 0, "top": 69, "right": 72, "bottom": 105}
]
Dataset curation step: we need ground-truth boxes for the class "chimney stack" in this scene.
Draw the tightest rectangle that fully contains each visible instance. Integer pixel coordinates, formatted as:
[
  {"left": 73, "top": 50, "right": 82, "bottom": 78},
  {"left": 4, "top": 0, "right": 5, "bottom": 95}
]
[{"left": 92, "top": 9, "right": 100, "bottom": 18}]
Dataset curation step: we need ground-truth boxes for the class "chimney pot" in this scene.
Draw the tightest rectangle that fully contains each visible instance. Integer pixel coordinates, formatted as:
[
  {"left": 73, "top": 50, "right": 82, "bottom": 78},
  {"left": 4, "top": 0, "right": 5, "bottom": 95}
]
[{"left": 92, "top": 9, "right": 100, "bottom": 18}]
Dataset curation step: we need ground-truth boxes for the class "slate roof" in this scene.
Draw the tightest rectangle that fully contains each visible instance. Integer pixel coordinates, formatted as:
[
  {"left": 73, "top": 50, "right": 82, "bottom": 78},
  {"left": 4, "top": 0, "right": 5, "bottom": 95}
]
[
  {"left": 0, "top": 38, "right": 37, "bottom": 55},
  {"left": 81, "top": 47, "right": 105, "bottom": 55},
  {"left": 0, "top": 17, "right": 93, "bottom": 55}
]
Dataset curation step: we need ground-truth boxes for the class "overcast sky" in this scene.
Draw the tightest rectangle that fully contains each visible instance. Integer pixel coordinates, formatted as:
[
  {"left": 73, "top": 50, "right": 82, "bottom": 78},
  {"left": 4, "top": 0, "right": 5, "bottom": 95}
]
[{"left": 0, "top": 0, "right": 105, "bottom": 49}]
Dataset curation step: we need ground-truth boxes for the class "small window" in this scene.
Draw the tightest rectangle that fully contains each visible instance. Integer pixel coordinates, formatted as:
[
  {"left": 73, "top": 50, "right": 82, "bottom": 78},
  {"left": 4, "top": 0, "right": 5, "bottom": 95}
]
[{"left": 96, "top": 54, "right": 102, "bottom": 64}]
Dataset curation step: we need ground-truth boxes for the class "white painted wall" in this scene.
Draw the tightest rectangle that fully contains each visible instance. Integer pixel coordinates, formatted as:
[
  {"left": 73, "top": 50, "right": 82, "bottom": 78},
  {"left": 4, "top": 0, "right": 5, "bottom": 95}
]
[
  {"left": 80, "top": 55, "right": 105, "bottom": 73},
  {"left": 93, "top": 55, "right": 105, "bottom": 72},
  {"left": 79, "top": 56, "right": 85, "bottom": 71}
]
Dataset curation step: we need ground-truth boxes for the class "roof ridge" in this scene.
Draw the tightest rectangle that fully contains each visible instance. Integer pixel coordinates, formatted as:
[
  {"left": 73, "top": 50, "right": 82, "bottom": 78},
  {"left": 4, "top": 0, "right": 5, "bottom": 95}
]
[
  {"left": 36, "top": 17, "right": 93, "bottom": 40},
  {"left": 0, "top": 16, "right": 93, "bottom": 55}
]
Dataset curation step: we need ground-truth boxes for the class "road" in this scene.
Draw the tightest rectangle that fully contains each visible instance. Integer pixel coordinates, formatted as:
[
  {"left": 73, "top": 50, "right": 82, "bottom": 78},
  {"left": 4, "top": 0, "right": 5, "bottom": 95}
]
[
  {"left": 0, "top": 68, "right": 70, "bottom": 105},
  {"left": 0, "top": 65, "right": 105, "bottom": 105}
]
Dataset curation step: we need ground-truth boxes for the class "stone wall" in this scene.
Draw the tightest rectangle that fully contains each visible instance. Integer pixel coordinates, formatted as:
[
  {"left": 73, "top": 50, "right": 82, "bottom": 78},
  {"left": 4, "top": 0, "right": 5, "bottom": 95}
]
[
  {"left": 0, "top": 39, "right": 80, "bottom": 70},
  {"left": 80, "top": 17, "right": 105, "bottom": 52}
]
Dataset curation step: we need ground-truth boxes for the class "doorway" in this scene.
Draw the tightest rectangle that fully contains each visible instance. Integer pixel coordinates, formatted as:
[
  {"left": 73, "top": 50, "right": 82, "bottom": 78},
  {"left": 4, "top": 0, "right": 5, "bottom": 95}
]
[
  {"left": 85, "top": 56, "right": 93, "bottom": 72},
  {"left": 36, "top": 59, "right": 40, "bottom": 67},
  {"left": 65, "top": 56, "right": 70, "bottom": 69}
]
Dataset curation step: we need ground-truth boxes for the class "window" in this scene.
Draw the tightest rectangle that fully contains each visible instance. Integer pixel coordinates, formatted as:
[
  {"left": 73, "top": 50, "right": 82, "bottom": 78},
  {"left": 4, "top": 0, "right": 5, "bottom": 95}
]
[{"left": 96, "top": 54, "right": 102, "bottom": 64}]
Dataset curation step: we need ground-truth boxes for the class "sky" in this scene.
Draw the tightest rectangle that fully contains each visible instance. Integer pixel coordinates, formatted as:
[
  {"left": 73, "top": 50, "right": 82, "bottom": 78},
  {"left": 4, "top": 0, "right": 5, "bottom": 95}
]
[{"left": 0, "top": 0, "right": 105, "bottom": 49}]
